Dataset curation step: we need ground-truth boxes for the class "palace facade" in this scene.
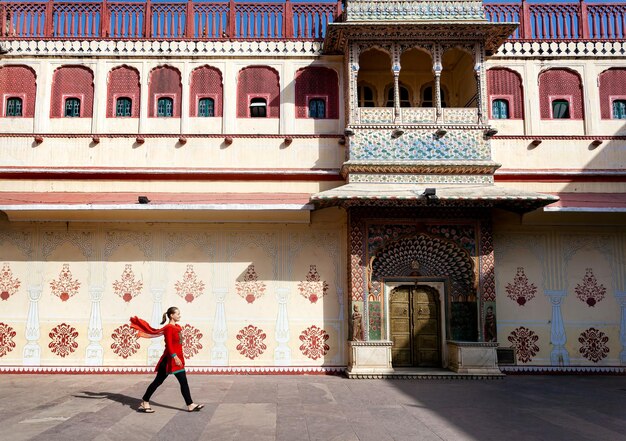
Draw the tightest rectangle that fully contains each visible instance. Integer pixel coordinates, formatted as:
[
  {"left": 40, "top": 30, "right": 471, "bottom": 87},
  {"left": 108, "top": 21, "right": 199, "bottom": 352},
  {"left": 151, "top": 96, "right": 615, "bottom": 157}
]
[{"left": 0, "top": 0, "right": 625, "bottom": 376}]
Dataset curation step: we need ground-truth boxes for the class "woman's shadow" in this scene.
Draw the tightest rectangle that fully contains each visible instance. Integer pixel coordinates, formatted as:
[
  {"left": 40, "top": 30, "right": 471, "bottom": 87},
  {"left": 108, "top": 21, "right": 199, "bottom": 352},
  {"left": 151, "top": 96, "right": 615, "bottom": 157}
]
[{"left": 75, "top": 391, "right": 182, "bottom": 411}]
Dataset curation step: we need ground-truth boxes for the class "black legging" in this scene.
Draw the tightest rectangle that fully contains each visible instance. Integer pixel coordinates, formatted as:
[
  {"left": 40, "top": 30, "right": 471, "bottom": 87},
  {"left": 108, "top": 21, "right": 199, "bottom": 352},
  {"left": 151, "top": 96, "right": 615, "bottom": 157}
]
[{"left": 142, "top": 357, "right": 193, "bottom": 406}]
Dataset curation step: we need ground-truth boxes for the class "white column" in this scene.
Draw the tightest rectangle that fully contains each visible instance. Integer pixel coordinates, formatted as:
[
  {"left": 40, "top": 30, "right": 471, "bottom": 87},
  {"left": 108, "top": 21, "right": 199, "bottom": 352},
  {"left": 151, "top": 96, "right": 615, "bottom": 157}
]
[
  {"left": 211, "top": 288, "right": 228, "bottom": 365},
  {"left": 22, "top": 286, "right": 42, "bottom": 365},
  {"left": 34, "top": 62, "right": 51, "bottom": 133},
  {"left": 85, "top": 286, "right": 104, "bottom": 365},
  {"left": 523, "top": 62, "right": 540, "bottom": 136},
  {"left": 274, "top": 287, "right": 291, "bottom": 365},
  {"left": 91, "top": 60, "right": 107, "bottom": 134},
  {"left": 138, "top": 61, "right": 150, "bottom": 134},
  {"left": 147, "top": 287, "right": 165, "bottom": 365},
  {"left": 582, "top": 63, "right": 599, "bottom": 136},
  {"left": 616, "top": 291, "right": 626, "bottom": 365},
  {"left": 222, "top": 62, "right": 236, "bottom": 134},
  {"left": 180, "top": 61, "right": 190, "bottom": 134},
  {"left": 546, "top": 290, "right": 569, "bottom": 366},
  {"left": 281, "top": 61, "right": 295, "bottom": 134}
]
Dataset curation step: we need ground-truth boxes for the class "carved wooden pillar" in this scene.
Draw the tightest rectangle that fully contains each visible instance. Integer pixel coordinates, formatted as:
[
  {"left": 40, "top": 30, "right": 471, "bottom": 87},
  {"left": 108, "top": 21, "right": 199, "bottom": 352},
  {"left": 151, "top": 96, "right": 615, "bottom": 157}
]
[
  {"left": 349, "top": 42, "right": 360, "bottom": 125},
  {"left": 474, "top": 42, "right": 485, "bottom": 124},
  {"left": 392, "top": 43, "right": 401, "bottom": 123},
  {"left": 434, "top": 44, "right": 443, "bottom": 122}
]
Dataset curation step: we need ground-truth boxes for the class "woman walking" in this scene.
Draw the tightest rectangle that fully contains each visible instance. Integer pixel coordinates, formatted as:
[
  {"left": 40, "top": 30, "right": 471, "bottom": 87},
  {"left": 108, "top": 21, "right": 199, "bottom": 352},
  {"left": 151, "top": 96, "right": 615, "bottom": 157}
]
[{"left": 130, "top": 306, "right": 204, "bottom": 413}]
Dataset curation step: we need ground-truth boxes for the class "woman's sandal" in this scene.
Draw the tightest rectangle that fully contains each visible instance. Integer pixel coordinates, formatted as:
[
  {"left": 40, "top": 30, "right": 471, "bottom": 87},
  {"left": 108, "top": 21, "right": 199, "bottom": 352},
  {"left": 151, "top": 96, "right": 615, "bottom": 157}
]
[
  {"left": 188, "top": 404, "right": 204, "bottom": 412},
  {"left": 138, "top": 404, "right": 155, "bottom": 413}
]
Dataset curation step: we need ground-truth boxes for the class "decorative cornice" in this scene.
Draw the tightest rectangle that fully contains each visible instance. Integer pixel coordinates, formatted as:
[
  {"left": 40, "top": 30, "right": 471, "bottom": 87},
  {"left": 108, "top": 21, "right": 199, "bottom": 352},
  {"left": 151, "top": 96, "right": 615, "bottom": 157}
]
[
  {"left": 0, "top": 39, "right": 324, "bottom": 58},
  {"left": 341, "top": 161, "right": 500, "bottom": 177},
  {"left": 344, "top": 0, "right": 485, "bottom": 22},
  {"left": 0, "top": 133, "right": 342, "bottom": 139},
  {"left": 493, "top": 135, "right": 626, "bottom": 140}
]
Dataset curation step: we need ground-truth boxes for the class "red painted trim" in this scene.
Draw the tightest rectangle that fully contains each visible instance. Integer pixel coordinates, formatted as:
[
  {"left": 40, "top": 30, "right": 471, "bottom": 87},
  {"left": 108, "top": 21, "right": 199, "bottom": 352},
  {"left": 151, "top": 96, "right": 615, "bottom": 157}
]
[
  {"left": 0, "top": 167, "right": 342, "bottom": 181},
  {"left": 493, "top": 135, "right": 626, "bottom": 140},
  {"left": 495, "top": 170, "right": 626, "bottom": 182},
  {"left": 0, "top": 133, "right": 343, "bottom": 139}
]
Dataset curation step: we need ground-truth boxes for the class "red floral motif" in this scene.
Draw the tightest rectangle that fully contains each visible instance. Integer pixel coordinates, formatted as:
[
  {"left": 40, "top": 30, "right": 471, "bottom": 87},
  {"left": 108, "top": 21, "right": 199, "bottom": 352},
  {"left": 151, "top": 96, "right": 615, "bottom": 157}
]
[
  {"left": 575, "top": 268, "right": 606, "bottom": 307},
  {"left": 0, "top": 323, "right": 17, "bottom": 357},
  {"left": 236, "top": 264, "right": 266, "bottom": 304},
  {"left": 112, "top": 264, "right": 143, "bottom": 303},
  {"left": 507, "top": 326, "right": 539, "bottom": 363},
  {"left": 50, "top": 264, "right": 81, "bottom": 302},
  {"left": 505, "top": 267, "right": 537, "bottom": 306},
  {"left": 181, "top": 324, "right": 203, "bottom": 359},
  {"left": 298, "top": 265, "right": 329, "bottom": 304},
  {"left": 0, "top": 263, "right": 20, "bottom": 301},
  {"left": 236, "top": 325, "right": 267, "bottom": 359},
  {"left": 299, "top": 325, "right": 330, "bottom": 360},
  {"left": 48, "top": 323, "right": 79, "bottom": 358},
  {"left": 110, "top": 324, "right": 140, "bottom": 359},
  {"left": 579, "top": 328, "right": 610, "bottom": 363},
  {"left": 174, "top": 264, "right": 205, "bottom": 303}
]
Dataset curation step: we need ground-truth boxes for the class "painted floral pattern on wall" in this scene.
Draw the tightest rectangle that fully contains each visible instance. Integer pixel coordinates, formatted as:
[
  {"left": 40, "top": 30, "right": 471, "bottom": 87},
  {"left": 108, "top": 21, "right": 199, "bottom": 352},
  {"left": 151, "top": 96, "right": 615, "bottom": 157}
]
[
  {"left": 236, "top": 264, "right": 266, "bottom": 304},
  {"left": 0, "top": 323, "right": 17, "bottom": 357},
  {"left": 181, "top": 324, "right": 203, "bottom": 359},
  {"left": 49, "top": 323, "right": 79, "bottom": 357},
  {"left": 0, "top": 263, "right": 20, "bottom": 301},
  {"left": 236, "top": 325, "right": 267, "bottom": 359},
  {"left": 575, "top": 268, "right": 606, "bottom": 307},
  {"left": 112, "top": 264, "right": 143, "bottom": 303},
  {"left": 298, "top": 265, "right": 329, "bottom": 304},
  {"left": 507, "top": 326, "right": 539, "bottom": 363},
  {"left": 578, "top": 328, "right": 609, "bottom": 363},
  {"left": 50, "top": 264, "right": 81, "bottom": 302},
  {"left": 110, "top": 324, "right": 140, "bottom": 359},
  {"left": 299, "top": 325, "right": 330, "bottom": 360},
  {"left": 175, "top": 264, "right": 205, "bottom": 303},
  {"left": 505, "top": 267, "right": 537, "bottom": 306}
]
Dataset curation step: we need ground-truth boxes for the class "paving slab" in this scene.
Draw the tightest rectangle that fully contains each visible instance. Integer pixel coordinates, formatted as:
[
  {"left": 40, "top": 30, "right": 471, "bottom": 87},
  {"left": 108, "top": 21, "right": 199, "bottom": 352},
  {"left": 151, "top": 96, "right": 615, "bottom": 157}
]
[{"left": 0, "top": 374, "right": 624, "bottom": 441}]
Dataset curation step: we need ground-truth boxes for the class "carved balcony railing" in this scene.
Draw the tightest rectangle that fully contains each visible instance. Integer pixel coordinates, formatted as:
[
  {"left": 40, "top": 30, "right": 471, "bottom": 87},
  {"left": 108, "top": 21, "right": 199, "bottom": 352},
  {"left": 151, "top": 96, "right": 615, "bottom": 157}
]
[
  {"left": 2, "top": 0, "right": 626, "bottom": 41},
  {"left": 358, "top": 107, "right": 479, "bottom": 125},
  {"left": 485, "top": 0, "right": 626, "bottom": 40},
  {"left": 0, "top": 0, "right": 341, "bottom": 40}
]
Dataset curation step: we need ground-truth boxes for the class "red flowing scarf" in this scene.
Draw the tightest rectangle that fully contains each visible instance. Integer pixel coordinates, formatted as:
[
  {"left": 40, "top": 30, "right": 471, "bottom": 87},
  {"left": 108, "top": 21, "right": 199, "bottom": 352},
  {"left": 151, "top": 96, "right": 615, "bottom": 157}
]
[{"left": 130, "top": 316, "right": 166, "bottom": 339}]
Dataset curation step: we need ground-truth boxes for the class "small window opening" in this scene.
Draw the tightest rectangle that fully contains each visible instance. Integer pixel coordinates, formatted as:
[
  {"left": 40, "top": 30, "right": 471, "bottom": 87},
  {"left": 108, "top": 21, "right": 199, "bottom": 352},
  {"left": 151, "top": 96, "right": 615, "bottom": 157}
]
[
  {"left": 357, "top": 85, "right": 375, "bottom": 107},
  {"left": 116, "top": 97, "right": 132, "bottom": 117},
  {"left": 308, "top": 98, "right": 326, "bottom": 119},
  {"left": 198, "top": 98, "right": 215, "bottom": 117},
  {"left": 612, "top": 99, "right": 626, "bottom": 119},
  {"left": 552, "top": 99, "right": 570, "bottom": 119},
  {"left": 386, "top": 86, "right": 411, "bottom": 108},
  {"left": 64, "top": 98, "right": 81, "bottom": 117},
  {"left": 6, "top": 97, "right": 22, "bottom": 117},
  {"left": 250, "top": 97, "right": 267, "bottom": 118},
  {"left": 492, "top": 99, "right": 510, "bottom": 119},
  {"left": 157, "top": 97, "right": 173, "bottom": 117}
]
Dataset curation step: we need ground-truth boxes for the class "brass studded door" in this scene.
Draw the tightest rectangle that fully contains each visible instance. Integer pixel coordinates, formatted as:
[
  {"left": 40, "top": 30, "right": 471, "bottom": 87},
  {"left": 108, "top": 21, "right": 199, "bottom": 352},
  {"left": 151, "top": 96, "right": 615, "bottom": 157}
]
[{"left": 390, "top": 285, "right": 441, "bottom": 367}]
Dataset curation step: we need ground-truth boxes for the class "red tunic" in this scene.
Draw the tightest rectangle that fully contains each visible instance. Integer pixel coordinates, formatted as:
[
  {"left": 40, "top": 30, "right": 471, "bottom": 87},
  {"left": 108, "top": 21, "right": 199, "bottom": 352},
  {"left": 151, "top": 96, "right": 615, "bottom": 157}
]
[{"left": 130, "top": 316, "right": 186, "bottom": 374}]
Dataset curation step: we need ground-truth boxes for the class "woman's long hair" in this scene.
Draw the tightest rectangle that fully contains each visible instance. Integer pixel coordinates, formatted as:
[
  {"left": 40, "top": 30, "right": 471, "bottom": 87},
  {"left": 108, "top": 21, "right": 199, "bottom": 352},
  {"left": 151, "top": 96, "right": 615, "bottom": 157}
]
[{"left": 161, "top": 306, "right": 178, "bottom": 325}]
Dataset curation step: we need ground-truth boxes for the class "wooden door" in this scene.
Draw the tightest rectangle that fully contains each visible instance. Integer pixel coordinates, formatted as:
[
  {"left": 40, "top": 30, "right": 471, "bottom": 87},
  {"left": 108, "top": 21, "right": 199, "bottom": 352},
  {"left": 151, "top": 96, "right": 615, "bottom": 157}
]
[
  {"left": 390, "top": 285, "right": 441, "bottom": 368},
  {"left": 412, "top": 286, "right": 440, "bottom": 367}
]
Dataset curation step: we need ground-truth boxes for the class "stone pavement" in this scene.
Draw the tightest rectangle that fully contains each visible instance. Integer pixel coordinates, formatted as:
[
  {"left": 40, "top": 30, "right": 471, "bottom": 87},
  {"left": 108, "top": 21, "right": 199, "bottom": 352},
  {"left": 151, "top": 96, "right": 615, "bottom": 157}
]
[{"left": 1, "top": 373, "right": 625, "bottom": 441}]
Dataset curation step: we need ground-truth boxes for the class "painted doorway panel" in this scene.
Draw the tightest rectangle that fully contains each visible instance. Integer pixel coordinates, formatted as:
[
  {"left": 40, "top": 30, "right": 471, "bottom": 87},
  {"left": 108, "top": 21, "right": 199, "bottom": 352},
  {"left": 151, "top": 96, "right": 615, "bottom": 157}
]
[{"left": 390, "top": 285, "right": 441, "bottom": 367}]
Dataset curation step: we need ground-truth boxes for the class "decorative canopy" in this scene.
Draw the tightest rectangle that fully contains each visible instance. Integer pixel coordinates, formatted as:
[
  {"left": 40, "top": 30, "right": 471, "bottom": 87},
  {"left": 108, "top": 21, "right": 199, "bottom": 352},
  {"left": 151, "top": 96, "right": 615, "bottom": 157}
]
[{"left": 311, "top": 183, "right": 559, "bottom": 213}]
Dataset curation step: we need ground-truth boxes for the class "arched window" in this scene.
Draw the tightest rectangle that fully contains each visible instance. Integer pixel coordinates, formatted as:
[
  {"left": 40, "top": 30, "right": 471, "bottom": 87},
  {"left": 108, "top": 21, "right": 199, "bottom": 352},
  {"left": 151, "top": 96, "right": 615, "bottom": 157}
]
[
  {"left": 385, "top": 85, "right": 411, "bottom": 108},
  {"left": 492, "top": 99, "right": 509, "bottom": 119},
  {"left": 157, "top": 97, "right": 173, "bottom": 117},
  {"left": 421, "top": 86, "right": 447, "bottom": 108},
  {"left": 198, "top": 98, "right": 215, "bottom": 117},
  {"left": 357, "top": 85, "right": 375, "bottom": 107},
  {"left": 612, "top": 99, "right": 626, "bottom": 119},
  {"left": 6, "top": 97, "right": 22, "bottom": 117},
  {"left": 308, "top": 98, "right": 326, "bottom": 119},
  {"left": 250, "top": 97, "right": 267, "bottom": 118},
  {"left": 64, "top": 98, "right": 81, "bottom": 117},
  {"left": 115, "top": 97, "right": 132, "bottom": 117},
  {"left": 552, "top": 99, "right": 570, "bottom": 119}
]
